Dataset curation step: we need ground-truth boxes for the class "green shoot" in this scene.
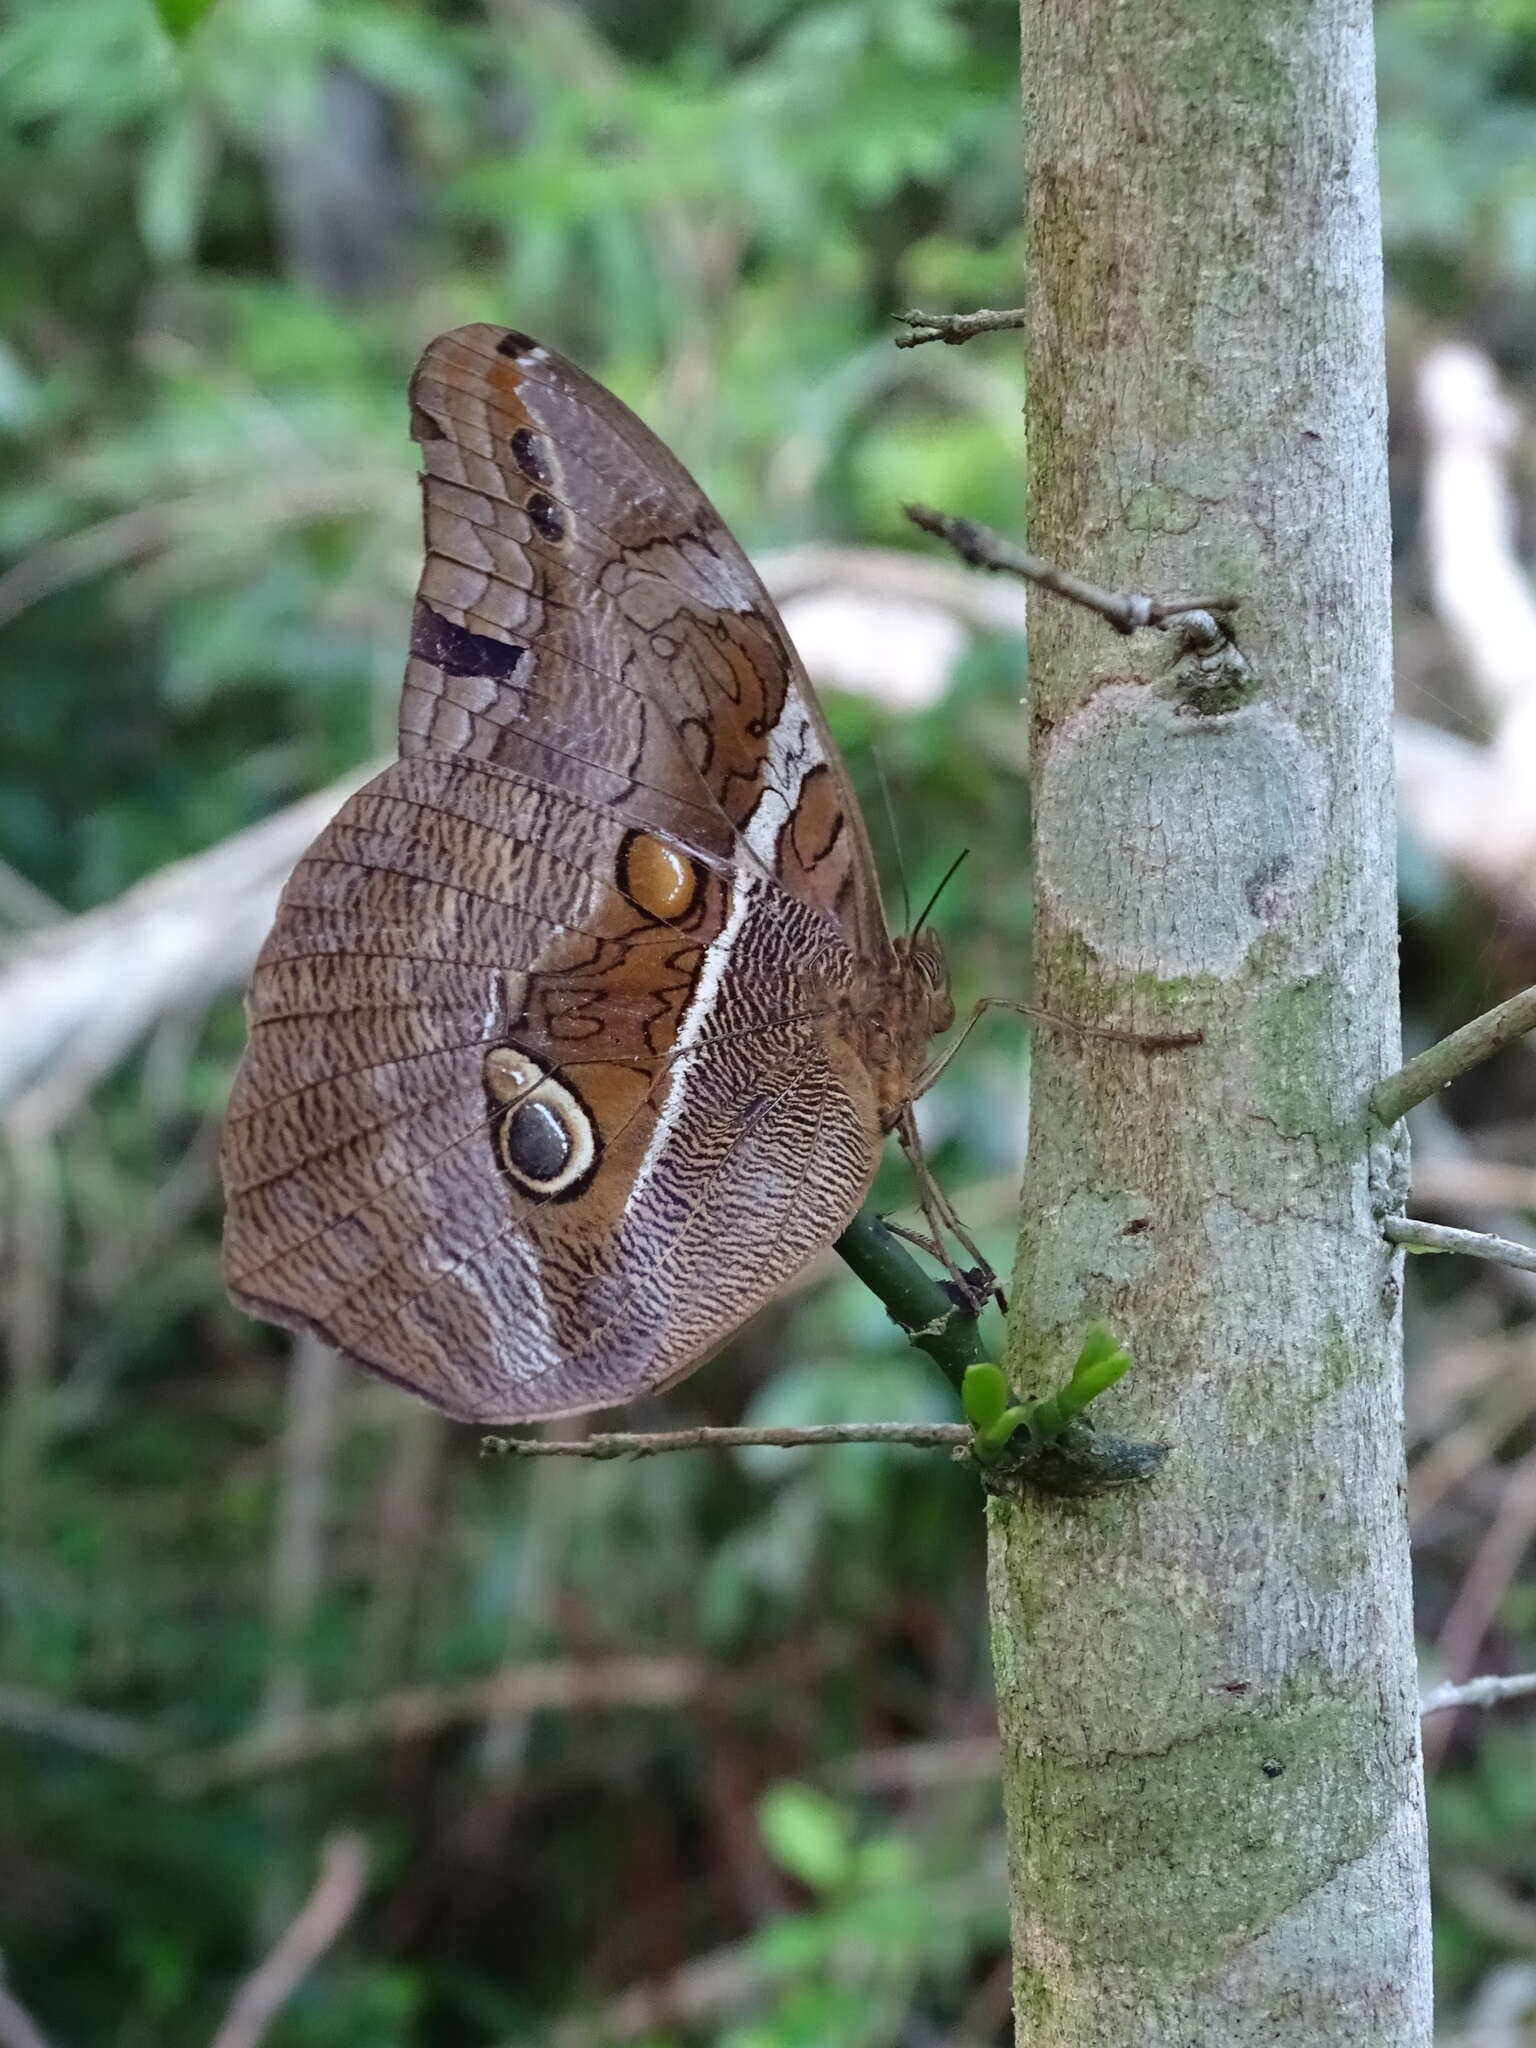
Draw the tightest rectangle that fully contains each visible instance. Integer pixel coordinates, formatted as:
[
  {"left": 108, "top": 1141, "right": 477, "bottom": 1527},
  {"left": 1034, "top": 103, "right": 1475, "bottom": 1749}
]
[{"left": 961, "top": 1326, "right": 1134, "bottom": 1464}]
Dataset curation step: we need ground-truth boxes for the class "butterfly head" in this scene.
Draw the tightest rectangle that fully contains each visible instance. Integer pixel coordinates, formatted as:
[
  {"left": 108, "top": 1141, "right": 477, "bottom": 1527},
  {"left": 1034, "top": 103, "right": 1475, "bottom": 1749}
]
[{"left": 904, "top": 926, "right": 956, "bottom": 1040}]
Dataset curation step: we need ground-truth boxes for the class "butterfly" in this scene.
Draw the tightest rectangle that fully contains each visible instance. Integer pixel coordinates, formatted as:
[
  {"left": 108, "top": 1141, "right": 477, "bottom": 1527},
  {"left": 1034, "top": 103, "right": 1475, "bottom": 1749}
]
[{"left": 221, "top": 324, "right": 957, "bottom": 1421}]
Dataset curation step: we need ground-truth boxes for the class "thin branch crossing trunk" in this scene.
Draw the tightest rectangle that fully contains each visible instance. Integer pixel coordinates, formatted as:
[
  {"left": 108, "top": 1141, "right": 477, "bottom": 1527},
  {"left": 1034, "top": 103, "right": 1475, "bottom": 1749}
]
[{"left": 989, "top": 2, "right": 1432, "bottom": 2040}]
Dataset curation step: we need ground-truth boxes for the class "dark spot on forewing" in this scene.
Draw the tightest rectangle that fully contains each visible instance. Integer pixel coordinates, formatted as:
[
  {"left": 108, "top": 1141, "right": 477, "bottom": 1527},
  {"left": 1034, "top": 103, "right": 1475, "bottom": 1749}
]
[
  {"left": 496, "top": 329, "right": 538, "bottom": 356},
  {"left": 410, "top": 602, "right": 525, "bottom": 680},
  {"left": 528, "top": 492, "right": 565, "bottom": 543},
  {"left": 510, "top": 427, "right": 552, "bottom": 485}
]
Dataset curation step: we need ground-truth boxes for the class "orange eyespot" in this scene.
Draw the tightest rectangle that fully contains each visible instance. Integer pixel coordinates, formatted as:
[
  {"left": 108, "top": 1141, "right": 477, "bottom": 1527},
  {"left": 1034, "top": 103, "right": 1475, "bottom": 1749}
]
[{"left": 619, "top": 831, "right": 699, "bottom": 921}]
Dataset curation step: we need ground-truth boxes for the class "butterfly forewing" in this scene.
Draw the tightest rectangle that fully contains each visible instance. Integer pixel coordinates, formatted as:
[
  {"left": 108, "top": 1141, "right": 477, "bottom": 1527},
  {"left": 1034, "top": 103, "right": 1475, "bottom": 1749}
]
[{"left": 222, "top": 324, "right": 932, "bottom": 1421}]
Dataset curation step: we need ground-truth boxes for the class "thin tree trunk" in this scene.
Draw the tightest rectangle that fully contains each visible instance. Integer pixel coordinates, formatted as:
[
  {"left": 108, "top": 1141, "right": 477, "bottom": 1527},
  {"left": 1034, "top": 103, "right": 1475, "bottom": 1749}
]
[{"left": 990, "top": 3, "right": 1432, "bottom": 2041}]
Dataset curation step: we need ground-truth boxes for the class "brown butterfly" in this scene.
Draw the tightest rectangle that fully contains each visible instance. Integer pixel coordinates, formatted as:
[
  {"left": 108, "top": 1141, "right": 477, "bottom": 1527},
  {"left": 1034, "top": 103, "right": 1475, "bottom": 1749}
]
[{"left": 221, "top": 323, "right": 957, "bottom": 1421}]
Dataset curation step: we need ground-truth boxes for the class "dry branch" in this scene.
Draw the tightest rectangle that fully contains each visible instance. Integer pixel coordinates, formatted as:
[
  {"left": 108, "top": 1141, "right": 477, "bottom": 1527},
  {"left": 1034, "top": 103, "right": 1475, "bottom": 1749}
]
[
  {"left": 208, "top": 1831, "right": 367, "bottom": 2048},
  {"left": 482, "top": 1422, "right": 971, "bottom": 1460},
  {"left": 1384, "top": 1215, "right": 1536, "bottom": 1277},
  {"left": 162, "top": 1656, "right": 704, "bottom": 1794},
  {"left": 894, "top": 305, "right": 1028, "bottom": 348},
  {"left": 1420, "top": 1671, "right": 1536, "bottom": 1716},
  {"left": 1426, "top": 1446, "right": 1536, "bottom": 1772},
  {"left": 904, "top": 502, "right": 1239, "bottom": 634},
  {"left": 1373, "top": 983, "right": 1536, "bottom": 1125}
]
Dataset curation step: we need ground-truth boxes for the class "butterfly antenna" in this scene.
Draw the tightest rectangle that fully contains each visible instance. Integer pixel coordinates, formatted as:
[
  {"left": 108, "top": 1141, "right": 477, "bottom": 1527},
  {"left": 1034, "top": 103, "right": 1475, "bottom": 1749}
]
[
  {"left": 871, "top": 747, "right": 912, "bottom": 935},
  {"left": 911, "top": 848, "right": 969, "bottom": 937}
]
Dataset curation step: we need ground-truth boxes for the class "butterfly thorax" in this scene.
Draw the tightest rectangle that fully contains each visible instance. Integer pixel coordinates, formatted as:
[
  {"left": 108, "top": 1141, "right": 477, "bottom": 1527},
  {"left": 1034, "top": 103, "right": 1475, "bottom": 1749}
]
[{"left": 848, "top": 932, "right": 955, "bottom": 1131}]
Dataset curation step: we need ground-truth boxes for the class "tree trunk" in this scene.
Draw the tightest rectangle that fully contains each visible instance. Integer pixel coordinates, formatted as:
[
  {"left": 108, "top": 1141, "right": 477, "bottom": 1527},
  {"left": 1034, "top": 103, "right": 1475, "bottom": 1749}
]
[{"left": 989, "top": 2, "right": 1433, "bottom": 2040}]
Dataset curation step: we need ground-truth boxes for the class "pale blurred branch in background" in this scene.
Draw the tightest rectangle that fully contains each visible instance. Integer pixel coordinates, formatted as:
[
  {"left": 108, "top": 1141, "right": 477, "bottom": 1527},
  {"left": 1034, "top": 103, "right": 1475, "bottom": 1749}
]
[
  {"left": 0, "top": 770, "right": 375, "bottom": 1136},
  {"left": 1395, "top": 342, "right": 1536, "bottom": 922},
  {"left": 0, "top": 1954, "right": 55, "bottom": 2048},
  {"left": 208, "top": 1831, "right": 367, "bottom": 2048}
]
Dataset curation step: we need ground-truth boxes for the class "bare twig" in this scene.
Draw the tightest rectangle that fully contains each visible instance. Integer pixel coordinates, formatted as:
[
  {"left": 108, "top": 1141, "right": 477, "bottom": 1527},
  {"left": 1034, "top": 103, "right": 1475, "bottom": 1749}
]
[
  {"left": 894, "top": 305, "right": 1028, "bottom": 349},
  {"left": 903, "top": 504, "right": 1239, "bottom": 635},
  {"left": 208, "top": 1831, "right": 367, "bottom": 2048},
  {"left": 162, "top": 1656, "right": 704, "bottom": 1794},
  {"left": 1372, "top": 983, "right": 1536, "bottom": 1126},
  {"left": 1401, "top": 1100, "right": 1536, "bottom": 1311},
  {"left": 482, "top": 1423, "right": 972, "bottom": 1461},
  {"left": 1421, "top": 1671, "right": 1536, "bottom": 1716},
  {"left": 1384, "top": 1215, "right": 1536, "bottom": 1276}
]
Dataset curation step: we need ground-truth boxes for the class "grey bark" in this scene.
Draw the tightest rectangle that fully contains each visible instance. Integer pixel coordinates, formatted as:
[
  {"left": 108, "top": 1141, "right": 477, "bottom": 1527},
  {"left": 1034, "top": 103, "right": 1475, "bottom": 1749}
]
[{"left": 990, "top": 2, "right": 1432, "bottom": 2041}]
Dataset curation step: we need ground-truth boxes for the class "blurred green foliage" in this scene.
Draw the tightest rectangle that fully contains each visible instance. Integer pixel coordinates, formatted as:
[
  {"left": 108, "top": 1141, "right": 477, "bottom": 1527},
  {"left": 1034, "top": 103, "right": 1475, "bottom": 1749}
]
[{"left": 2, "top": 0, "right": 1536, "bottom": 2041}]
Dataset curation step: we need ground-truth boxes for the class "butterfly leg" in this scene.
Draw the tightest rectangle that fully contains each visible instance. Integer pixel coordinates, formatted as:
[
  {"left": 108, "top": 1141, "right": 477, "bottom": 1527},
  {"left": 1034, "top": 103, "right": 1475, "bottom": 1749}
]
[
  {"left": 914, "top": 996, "right": 1201, "bottom": 1103},
  {"left": 895, "top": 1106, "right": 1006, "bottom": 1318}
]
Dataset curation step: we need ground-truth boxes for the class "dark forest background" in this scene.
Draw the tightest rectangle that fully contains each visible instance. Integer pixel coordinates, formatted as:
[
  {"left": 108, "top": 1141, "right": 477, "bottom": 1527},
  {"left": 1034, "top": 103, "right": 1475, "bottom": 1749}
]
[{"left": 4, "top": 1, "right": 1536, "bottom": 2041}]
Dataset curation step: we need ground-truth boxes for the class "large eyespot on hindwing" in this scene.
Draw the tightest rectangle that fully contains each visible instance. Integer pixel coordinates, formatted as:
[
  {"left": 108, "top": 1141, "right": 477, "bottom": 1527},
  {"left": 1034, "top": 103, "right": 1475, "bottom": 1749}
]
[{"left": 484, "top": 1046, "right": 599, "bottom": 1201}]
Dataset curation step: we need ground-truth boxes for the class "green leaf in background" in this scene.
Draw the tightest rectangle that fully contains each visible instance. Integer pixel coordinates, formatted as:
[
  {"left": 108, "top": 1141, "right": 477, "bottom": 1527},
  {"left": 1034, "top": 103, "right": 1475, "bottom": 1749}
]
[
  {"left": 150, "top": 0, "right": 220, "bottom": 44},
  {"left": 758, "top": 1783, "right": 855, "bottom": 1896}
]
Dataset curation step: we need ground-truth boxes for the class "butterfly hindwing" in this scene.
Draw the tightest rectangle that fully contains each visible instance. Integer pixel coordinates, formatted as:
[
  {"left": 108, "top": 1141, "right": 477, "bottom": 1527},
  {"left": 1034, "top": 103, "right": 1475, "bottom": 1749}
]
[{"left": 222, "top": 325, "right": 935, "bottom": 1421}]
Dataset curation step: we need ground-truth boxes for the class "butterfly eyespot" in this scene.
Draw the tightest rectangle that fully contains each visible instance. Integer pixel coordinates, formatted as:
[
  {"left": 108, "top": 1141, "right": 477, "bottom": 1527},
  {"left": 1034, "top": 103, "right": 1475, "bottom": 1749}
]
[
  {"left": 509, "top": 427, "right": 551, "bottom": 486},
  {"left": 527, "top": 492, "right": 565, "bottom": 543},
  {"left": 496, "top": 329, "right": 538, "bottom": 356},
  {"left": 618, "top": 830, "right": 700, "bottom": 922},
  {"left": 484, "top": 1046, "right": 598, "bottom": 1199},
  {"left": 504, "top": 1099, "right": 572, "bottom": 1182}
]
